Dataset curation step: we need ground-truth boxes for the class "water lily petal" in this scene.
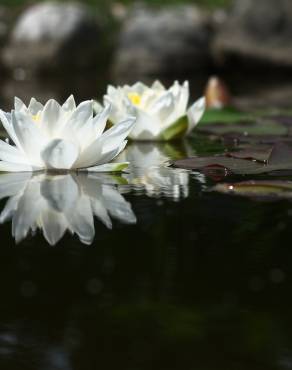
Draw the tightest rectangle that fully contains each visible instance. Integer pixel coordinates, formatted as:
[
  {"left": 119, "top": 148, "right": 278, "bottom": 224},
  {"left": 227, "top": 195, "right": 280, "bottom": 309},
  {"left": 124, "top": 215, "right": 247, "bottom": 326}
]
[
  {"left": 93, "top": 100, "right": 105, "bottom": 114},
  {"left": 77, "top": 139, "right": 127, "bottom": 170},
  {"left": 98, "top": 140, "right": 128, "bottom": 166},
  {"left": 100, "top": 120, "right": 133, "bottom": 152},
  {"left": 152, "top": 80, "right": 165, "bottom": 91},
  {"left": 65, "top": 100, "right": 93, "bottom": 131},
  {"left": 129, "top": 109, "right": 161, "bottom": 140},
  {"left": 91, "top": 198, "right": 112, "bottom": 228},
  {"left": 41, "top": 139, "right": 79, "bottom": 170},
  {"left": 12, "top": 110, "right": 47, "bottom": 165},
  {"left": 28, "top": 98, "right": 43, "bottom": 115},
  {"left": 62, "top": 95, "right": 76, "bottom": 112},
  {"left": 0, "top": 161, "right": 34, "bottom": 172},
  {"left": 73, "top": 173, "right": 103, "bottom": 196},
  {"left": 65, "top": 195, "right": 95, "bottom": 245},
  {"left": 0, "top": 140, "right": 29, "bottom": 164},
  {"left": 11, "top": 180, "right": 44, "bottom": 243},
  {"left": 0, "top": 194, "right": 21, "bottom": 223},
  {"left": 102, "top": 186, "right": 137, "bottom": 224},
  {"left": 176, "top": 81, "right": 190, "bottom": 117},
  {"left": 92, "top": 104, "right": 111, "bottom": 137},
  {"left": 40, "top": 174, "right": 79, "bottom": 211},
  {"left": 130, "top": 82, "right": 149, "bottom": 95},
  {"left": 14, "top": 97, "right": 26, "bottom": 111},
  {"left": 76, "top": 117, "right": 135, "bottom": 168},
  {"left": 107, "top": 85, "right": 117, "bottom": 95},
  {"left": 40, "top": 210, "right": 68, "bottom": 246},
  {"left": 148, "top": 91, "right": 178, "bottom": 126},
  {"left": 85, "top": 162, "right": 129, "bottom": 172},
  {"left": 40, "top": 99, "right": 62, "bottom": 136},
  {"left": 0, "top": 173, "right": 31, "bottom": 199},
  {"left": 0, "top": 110, "right": 20, "bottom": 147},
  {"left": 78, "top": 104, "right": 112, "bottom": 150},
  {"left": 187, "top": 97, "right": 206, "bottom": 134},
  {"left": 104, "top": 93, "right": 128, "bottom": 124}
]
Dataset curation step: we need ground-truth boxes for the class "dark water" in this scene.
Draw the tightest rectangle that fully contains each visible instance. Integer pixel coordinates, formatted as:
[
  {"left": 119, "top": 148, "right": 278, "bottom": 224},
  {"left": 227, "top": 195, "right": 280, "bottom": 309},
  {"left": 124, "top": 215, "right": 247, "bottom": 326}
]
[
  {"left": 0, "top": 76, "right": 292, "bottom": 370},
  {"left": 0, "top": 137, "right": 291, "bottom": 370}
]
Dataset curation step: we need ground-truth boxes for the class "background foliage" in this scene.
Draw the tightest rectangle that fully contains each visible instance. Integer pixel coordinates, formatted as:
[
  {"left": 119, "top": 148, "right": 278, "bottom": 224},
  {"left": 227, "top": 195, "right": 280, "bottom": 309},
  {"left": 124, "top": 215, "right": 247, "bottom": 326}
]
[{"left": 1, "top": 0, "right": 232, "bottom": 9}]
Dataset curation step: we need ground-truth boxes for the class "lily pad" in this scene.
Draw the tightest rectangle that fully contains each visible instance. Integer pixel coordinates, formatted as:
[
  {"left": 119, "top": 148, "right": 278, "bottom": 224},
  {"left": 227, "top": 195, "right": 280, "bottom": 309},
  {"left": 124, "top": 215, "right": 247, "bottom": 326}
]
[
  {"left": 200, "top": 107, "right": 253, "bottom": 125},
  {"left": 173, "top": 156, "right": 265, "bottom": 175},
  {"left": 212, "top": 180, "right": 292, "bottom": 201},
  {"left": 172, "top": 143, "right": 292, "bottom": 176},
  {"left": 226, "top": 146, "right": 273, "bottom": 162},
  {"left": 197, "top": 120, "right": 288, "bottom": 137},
  {"left": 196, "top": 108, "right": 292, "bottom": 145}
]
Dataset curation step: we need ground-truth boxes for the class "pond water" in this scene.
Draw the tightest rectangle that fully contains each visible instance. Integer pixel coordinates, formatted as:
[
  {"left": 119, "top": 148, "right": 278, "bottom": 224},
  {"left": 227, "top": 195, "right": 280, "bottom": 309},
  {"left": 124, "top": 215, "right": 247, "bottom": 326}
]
[{"left": 0, "top": 77, "right": 292, "bottom": 370}]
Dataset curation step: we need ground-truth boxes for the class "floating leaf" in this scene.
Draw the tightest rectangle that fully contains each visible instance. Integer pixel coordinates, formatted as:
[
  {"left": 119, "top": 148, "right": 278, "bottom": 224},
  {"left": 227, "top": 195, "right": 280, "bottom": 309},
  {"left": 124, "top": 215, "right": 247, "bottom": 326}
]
[
  {"left": 268, "top": 115, "right": 292, "bottom": 126},
  {"left": 197, "top": 120, "right": 288, "bottom": 137},
  {"left": 212, "top": 180, "right": 292, "bottom": 201},
  {"left": 200, "top": 107, "right": 253, "bottom": 125},
  {"left": 268, "top": 142, "right": 292, "bottom": 166},
  {"left": 172, "top": 143, "right": 292, "bottom": 176},
  {"left": 173, "top": 156, "right": 265, "bottom": 175},
  {"left": 221, "top": 134, "right": 292, "bottom": 146},
  {"left": 226, "top": 146, "right": 272, "bottom": 162}
]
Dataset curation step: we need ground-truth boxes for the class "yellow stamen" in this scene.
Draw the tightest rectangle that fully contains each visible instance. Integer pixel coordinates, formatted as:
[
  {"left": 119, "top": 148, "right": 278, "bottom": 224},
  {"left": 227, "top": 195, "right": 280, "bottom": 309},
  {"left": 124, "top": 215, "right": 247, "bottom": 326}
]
[
  {"left": 128, "top": 92, "right": 141, "bottom": 106},
  {"left": 32, "top": 113, "right": 41, "bottom": 122}
]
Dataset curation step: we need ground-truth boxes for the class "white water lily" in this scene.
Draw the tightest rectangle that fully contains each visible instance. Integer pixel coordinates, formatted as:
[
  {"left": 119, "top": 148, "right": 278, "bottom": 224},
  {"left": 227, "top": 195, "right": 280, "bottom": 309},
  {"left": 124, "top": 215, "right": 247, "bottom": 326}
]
[
  {"left": 0, "top": 172, "right": 136, "bottom": 245},
  {"left": 101, "top": 80, "right": 205, "bottom": 141},
  {"left": 0, "top": 96, "right": 135, "bottom": 172}
]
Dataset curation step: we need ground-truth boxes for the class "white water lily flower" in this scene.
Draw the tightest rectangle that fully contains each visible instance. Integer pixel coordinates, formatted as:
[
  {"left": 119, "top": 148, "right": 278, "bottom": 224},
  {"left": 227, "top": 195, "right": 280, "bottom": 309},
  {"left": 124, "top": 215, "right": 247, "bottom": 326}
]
[
  {"left": 0, "top": 95, "right": 136, "bottom": 172},
  {"left": 0, "top": 172, "right": 136, "bottom": 245},
  {"left": 102, "top": 80, "right": 205, "bottom": 141}
]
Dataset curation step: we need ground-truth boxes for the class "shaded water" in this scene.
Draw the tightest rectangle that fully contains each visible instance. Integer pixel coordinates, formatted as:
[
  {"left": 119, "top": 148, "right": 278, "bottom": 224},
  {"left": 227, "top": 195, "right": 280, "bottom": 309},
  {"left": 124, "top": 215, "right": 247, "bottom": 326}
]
[{"left": 0, "top": 77, "right": 292, "bottom": 370}]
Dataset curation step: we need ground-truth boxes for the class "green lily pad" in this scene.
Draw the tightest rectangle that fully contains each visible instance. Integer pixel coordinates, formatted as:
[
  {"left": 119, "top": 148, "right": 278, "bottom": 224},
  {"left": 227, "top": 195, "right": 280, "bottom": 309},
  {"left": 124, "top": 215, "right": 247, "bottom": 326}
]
[
  {"left": 200, "top": 107, "right": 253, "bottom": 125},
  {"left": 226, "top": 146, "right": 273, "bottom": 162},
  {"left": 212, "top": 180, "right": 292, "bottom": 201},
  {"left": 197, "top": 120, "right": 288, "bottom": 137},
  {"left": 172, "top": 143, "right": 292, "bottom": 176}
]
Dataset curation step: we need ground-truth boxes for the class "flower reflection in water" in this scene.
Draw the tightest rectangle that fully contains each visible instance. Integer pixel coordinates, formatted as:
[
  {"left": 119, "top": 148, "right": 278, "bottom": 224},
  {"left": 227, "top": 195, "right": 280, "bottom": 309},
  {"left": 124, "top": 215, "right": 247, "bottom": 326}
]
[
  {"left": 118, "top": 142, "right": 205, "bottom": 200},
  {"left": 0, "top": 172, "right": 136, "bottom": 246}
]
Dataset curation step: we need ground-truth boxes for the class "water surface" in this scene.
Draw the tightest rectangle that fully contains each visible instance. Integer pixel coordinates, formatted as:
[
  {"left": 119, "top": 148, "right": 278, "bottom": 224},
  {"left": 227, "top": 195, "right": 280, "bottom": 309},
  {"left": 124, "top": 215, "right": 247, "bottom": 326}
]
[{"left": 0, "top": 134, "right": 291, "bottom": 370}]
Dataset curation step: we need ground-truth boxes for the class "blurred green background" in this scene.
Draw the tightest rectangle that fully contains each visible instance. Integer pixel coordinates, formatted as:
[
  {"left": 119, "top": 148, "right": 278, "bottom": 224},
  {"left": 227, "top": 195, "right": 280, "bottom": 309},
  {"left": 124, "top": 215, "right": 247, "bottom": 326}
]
[{"left": 1, "top": 0, "right": 232, "bottom": 9}]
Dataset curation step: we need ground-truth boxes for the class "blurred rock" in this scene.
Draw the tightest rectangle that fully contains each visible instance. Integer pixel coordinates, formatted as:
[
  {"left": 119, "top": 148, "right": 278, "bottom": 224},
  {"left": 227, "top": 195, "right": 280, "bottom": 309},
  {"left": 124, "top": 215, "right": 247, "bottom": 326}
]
[
  {"left": 112, "top": 5, "right": 213, "bottom": 78},
  {"left": 213, "top": 0, "right": 292, "bottom": 67},
  {"left": 2, "top": 2, "right": 101, "bottom": 74}
]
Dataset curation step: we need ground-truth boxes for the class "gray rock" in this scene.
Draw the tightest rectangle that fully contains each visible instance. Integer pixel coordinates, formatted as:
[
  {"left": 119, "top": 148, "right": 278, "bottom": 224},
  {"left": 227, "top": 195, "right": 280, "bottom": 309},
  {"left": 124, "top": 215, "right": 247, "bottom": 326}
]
[
  {"left": 213, "top": 0, "right": 292, "bottom": 67},
  {"left": 2, "top": 2, "right": 101, "bottom": 73},
  {"left": 112, "top": 5, "right": 213, "bottom": 78}
]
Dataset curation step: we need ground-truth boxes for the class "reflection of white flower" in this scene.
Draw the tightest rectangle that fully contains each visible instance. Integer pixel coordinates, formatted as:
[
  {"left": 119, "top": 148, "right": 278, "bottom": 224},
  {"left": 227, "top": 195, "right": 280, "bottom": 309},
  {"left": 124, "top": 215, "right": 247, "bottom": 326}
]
[
  {"left": 132, "top": 167, "right": 189, "bottom": 200},
  {"left": 101, "top": 81, "right": 205, "bottom": 141},
  {"left": 0, "top": 173, "right": 136, "bottom": 245},
  {"left": 0, "top": 96, "right": 135, "bottom": 172},
  {"left": 118, "top": 143, "right": 190, "bottom": 200}
]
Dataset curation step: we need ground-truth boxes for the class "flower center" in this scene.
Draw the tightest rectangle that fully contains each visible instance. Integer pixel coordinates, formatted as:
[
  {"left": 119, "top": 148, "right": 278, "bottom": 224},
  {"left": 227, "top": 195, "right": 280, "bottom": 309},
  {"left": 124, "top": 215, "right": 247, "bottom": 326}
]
[
  {"left": 32, "top": 113, "right": 41, "bottom": 122},
  {"left": 128, "top": 92, "right": 141, "bottom": 106}
]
